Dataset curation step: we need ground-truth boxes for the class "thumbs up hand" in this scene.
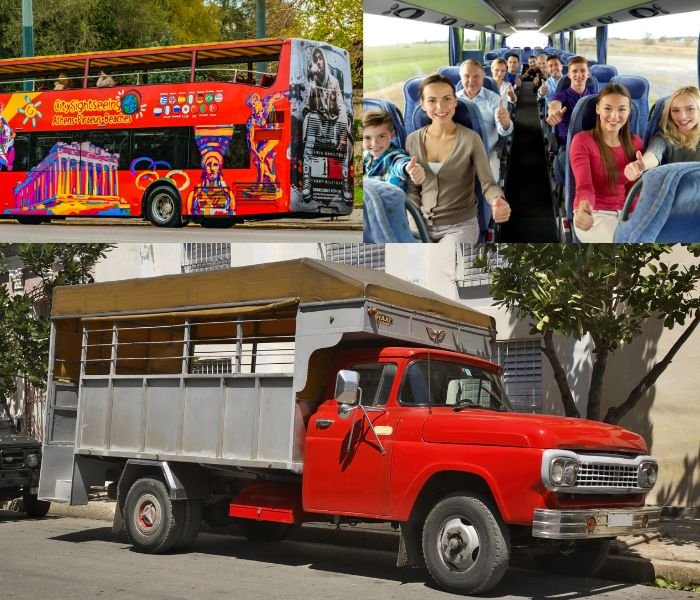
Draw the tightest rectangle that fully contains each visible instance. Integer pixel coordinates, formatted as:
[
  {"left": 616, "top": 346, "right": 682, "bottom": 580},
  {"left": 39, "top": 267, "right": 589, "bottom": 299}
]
[
  {"left": 406, "top": 155, "right": 425, "bottom": 185},
  {"left": 546, "top": 105, "right": 567, "bottom": 126},
  {"left": 574, "top": 199, "right": 594, "bottom": 231},
  {"left": 491, "top": 196, "right": 511, "bottom": 223},
  {"left": 624, "top": 150, "right": 646, "bottom": 182},
  {"left": 539, "top": 82, "right": 549, "bottom": 96},
  {"left": 496, "top": 99, "right": 510, "bottom": 128}
]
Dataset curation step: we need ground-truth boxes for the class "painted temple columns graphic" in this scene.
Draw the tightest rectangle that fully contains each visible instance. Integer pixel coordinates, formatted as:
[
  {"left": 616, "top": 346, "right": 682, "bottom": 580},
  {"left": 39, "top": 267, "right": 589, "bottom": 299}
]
[{"left": 13, "top": 141, "right": 120, "bottom": 209}]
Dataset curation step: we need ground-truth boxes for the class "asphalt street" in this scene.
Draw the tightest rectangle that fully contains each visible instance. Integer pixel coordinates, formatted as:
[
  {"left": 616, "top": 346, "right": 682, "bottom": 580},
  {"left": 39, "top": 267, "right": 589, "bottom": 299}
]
[{"left": 0, "top": 511, "right": 695, "bottom": 600}]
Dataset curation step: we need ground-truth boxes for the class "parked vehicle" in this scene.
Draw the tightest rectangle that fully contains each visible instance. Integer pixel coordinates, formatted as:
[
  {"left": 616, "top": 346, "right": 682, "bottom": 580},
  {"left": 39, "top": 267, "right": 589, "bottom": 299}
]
[
  {"left": 39, "top": 258, "right": 659, "bottom": 594},
  {"left": 0, "top": 400, "right": 50, "bottom": 517}
]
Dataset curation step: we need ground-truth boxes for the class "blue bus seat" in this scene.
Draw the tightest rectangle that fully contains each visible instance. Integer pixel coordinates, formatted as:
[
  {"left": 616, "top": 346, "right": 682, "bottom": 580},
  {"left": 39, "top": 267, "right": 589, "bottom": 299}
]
[
  {"left": 644, "top": 96, "right": 669, "bottom": 148},
  {"left": 461, "top": 50, "right": 483, "bottom": 63},
  {"left": 437, "top": 66, "right": 461, "bottom": 88},
  {"left": 362, "top": 179, "right": 423, "bottom": 243},
  {"left": 484, "top": 51, "right": 500, "bottom": 61},
  {"left": 554, "top": 75, "right": 600, "bottom": 95},
  {"left": 610, "top": 75, "right": 650, "bottom": 139},
  {"left": 589, "top": 64, "right": 618, "bottom": 85},
  {"left": 564, "top": 94, "right": 640, "bottom": 242},
  {"left": 403, "top": 76, "right": 424, "bottom": 136},
  {"left": 412, "top": 100, "right": 495, "bottom": 240},
  {"left": 614, "top": 162, "right": 700, "bottom": 242},
  {"left": 362, "top": 97, "right": 407, "bottom": 149}
]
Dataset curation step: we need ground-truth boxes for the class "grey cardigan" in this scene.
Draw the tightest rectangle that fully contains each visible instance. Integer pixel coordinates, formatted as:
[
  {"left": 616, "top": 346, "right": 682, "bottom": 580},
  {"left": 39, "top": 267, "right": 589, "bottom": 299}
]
[{"left": 406, "top": 123, "right": 503, "bottom": 227}]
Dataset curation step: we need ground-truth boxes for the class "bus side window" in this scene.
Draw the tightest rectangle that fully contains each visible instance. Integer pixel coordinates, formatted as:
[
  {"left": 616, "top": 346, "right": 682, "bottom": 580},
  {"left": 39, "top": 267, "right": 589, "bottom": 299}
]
[
  {"left": 32, "top": 132, "right": 76, "bottom": 165},
  {"left": 11, "top": 133, "right": 31, "bottom": 172},
  {"left": 132, "top": 127, "right": 189, "bottom": 170},
  {"left": 81, "top": 130, "right": 131, "bottom": 170},
  {"left": 187, "top": 125, "right": 250, "bottom": 170}
]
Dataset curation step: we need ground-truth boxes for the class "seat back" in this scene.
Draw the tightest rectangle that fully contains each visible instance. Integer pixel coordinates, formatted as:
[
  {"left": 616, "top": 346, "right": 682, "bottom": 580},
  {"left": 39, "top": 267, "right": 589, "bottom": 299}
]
[
  {"left": 484, "top": 50, "right": 500, "bottom": 61},
  {"left": 403, "top": 76, "right": 424, "bottom": 136},
  {"left": 437, "top": 66, "right": 462, "bottom": 89},
  {"left": 482, "top": 77, "right": 498, "bottom": 93},
  {"left": 363, "top": 97, "right": 407, "bottom": 148},
  {"left": 362, "top": 179, "right": 418, "bottom": 243},
  {"left": 613, "top": 162, "right": 700, "bottom": 242},
  {"left": 644, "top": 96, "right": 669, "bottom": 148},
  {"left": 412, "top": 100, "right": 493, "bottom": 239},
  {"left": 564, "top": 94, "right": 639, "bottom": 241},
  {"left": 589, "top": 64, "right": 618, "bottom": 85},
  {"left": 610, "top": 75, "right": 650, "bottom": 139}
]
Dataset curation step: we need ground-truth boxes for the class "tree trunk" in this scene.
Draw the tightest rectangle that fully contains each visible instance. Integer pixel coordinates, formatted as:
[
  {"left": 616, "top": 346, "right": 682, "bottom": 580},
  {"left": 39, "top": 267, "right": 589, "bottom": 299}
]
[
  {"left": 541, "top": 330, "right": 580, "bottom": 418},
  {"left": 586, "top": 337, "right": 609, "bottom": 421},
  {"left": 604, "top": 314, "right": 700, "bottom": 424}
]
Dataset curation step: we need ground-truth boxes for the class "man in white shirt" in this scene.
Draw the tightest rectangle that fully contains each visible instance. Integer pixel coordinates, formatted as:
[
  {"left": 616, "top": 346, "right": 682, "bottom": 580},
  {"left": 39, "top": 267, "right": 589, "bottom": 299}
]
[
  {"left": 538, "top": 55, "right": 565, "bottom": 109},
  {"left": 456, "top": 59, "right": 513, "bottom": 183}
]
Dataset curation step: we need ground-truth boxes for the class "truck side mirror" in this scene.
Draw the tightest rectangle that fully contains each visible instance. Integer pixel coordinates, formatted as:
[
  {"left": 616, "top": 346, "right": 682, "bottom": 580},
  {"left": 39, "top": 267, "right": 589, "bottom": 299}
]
[{"left": 335, "top": 370, "right": 360, "bottom": 406}]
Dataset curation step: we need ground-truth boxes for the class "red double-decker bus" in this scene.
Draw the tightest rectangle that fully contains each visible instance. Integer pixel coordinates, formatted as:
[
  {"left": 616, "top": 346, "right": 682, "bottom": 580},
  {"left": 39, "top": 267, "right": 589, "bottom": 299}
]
[{"left": 0, "top": 38, "right": 353, "bottom": 227}]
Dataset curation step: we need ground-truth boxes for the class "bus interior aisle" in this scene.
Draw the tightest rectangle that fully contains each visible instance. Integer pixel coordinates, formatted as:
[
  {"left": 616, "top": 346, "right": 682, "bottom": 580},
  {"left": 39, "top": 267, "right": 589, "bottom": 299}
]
[{"left": 500, "top": 82, "right": 558, "bottom": 242}]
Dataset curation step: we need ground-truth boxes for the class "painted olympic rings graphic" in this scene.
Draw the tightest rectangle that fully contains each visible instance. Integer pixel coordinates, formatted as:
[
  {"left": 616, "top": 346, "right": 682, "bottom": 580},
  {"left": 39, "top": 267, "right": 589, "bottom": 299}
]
[{"left": 130, "top": 157, "right": 191, "bottom": 191}]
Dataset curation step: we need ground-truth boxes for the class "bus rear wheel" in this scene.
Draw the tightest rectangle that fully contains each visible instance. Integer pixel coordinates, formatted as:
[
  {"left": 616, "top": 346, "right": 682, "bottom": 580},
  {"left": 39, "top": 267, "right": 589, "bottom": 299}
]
[{"left": 146, "top": 185, "right": 182, "bottom": 228}]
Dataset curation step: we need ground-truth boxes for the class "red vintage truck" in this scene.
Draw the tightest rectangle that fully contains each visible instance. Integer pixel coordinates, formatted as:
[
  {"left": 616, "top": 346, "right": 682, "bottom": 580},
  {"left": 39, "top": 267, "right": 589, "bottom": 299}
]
[{"left": 39, "top": 258, "right": 659, "bottom": 594}]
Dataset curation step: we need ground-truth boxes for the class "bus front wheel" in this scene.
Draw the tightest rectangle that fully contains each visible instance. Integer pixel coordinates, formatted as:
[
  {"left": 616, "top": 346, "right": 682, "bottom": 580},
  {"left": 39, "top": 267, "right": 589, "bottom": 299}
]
[{"left": 146, "top": 185, "right": 183, "bottom": 228}]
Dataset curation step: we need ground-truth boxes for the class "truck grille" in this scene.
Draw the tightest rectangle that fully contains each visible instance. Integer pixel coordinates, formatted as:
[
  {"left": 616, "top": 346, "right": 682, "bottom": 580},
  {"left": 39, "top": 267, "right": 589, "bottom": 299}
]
[
  {"left": 577, "top": 461, "right": 639, "bottom": 488},
  {"left": 0, "top": 449, "right": 26, "bottom": 470}
]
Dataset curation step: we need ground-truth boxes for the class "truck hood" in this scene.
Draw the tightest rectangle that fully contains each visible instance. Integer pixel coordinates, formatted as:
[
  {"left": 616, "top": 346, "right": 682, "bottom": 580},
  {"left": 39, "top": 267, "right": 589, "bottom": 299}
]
[{"left": 421, "top": 410, "right": 647, "bottom": 454}]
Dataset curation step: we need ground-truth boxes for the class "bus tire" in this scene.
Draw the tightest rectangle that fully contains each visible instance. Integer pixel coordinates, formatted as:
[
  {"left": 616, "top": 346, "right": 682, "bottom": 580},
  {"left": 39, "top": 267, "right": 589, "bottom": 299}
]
[
  {"left": 146, "top": 185, "right": 182, "bottom": 228},
  {"left": 422, "top": 493, "right": 509, "bottom": 595},
  {"left": 124, "top": 477, "right": 185, "bottom": 553},
  {"left": 200, "top": 217, "right": 237, "bottom": 228}
]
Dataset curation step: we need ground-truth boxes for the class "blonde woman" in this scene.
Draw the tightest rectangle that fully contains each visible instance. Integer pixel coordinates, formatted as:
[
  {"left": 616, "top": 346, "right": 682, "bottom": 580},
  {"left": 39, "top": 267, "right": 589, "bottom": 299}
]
[{"left": 624, "top": 86, "right": 700, "bottom": 181}]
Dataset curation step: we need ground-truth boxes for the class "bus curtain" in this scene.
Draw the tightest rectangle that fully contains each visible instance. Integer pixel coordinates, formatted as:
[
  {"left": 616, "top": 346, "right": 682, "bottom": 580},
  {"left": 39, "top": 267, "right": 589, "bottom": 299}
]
[
  {"left": 596, "top": 26, "right": 608, "bottom": 65},
  {"left": 489, "top": 33, "right": 495, "bottom": 51},
  {"left": 449, "top": 28, "right": 463, "bottom": 66},
  {"left": 559, "top": 32, "right": 566, "bottom": 50}
]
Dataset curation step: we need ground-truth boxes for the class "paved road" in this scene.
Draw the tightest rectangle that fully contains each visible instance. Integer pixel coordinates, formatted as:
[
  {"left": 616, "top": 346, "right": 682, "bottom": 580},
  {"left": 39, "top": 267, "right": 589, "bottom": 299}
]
[
  {"left": 0, "top": 512, "right": 693, "bottom": 600},
  {"left": 0, "top": 223, "right": 362, "bottom": 243}
]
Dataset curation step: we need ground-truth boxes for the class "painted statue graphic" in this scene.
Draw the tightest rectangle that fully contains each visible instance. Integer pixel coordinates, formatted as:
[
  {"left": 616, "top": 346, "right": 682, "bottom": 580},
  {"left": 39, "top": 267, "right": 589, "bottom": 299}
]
[
  {"left": 0, "top": 102, "right": 16, "bottom": 172},
  {"left": 186, "top": 127, "right": 235, "bottom": 215},
  {"left": 246, "top": 91, "right": 287, "bottom": 194}
]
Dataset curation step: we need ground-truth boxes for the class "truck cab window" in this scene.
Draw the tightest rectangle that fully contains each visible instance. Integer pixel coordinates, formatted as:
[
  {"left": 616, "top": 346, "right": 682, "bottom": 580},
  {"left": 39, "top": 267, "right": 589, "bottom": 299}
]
[{"left": 351, "top": 362, "right": 397, "bottom": 406}]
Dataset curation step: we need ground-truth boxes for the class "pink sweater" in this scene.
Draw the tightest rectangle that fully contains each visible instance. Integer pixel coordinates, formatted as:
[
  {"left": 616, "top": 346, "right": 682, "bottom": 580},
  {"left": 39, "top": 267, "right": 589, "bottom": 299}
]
[{"left": 570, "top": 131, "right": 643, "bottom": 211}]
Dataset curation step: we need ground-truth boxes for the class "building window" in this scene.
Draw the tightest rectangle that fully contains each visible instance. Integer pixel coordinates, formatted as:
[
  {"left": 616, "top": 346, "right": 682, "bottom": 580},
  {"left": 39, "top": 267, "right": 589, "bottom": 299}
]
[
  {"left": 455, "top": 244, "right": 504, "bottom": 287},
  {"left": 181, "top": 243, "right": 231, "bottom": 273},
  {"left": 191, "top": 358, "right": 233, "bottom": 375},
  {"left": 320, "top": 243, "right": 385, "bottom": 270},
  {"left": 495, "top": 339, "right": 542, "bottom": 413}
]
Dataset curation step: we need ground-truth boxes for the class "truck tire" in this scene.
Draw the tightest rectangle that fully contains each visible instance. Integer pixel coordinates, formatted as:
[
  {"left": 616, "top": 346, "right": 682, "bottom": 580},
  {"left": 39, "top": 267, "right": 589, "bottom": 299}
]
[
  {"left": 531, "top": 539, "right": 611, "bottom": 577},
  {"left": 146, "top": 185, "right": 182, "bottom": 228},
  {"left": 173, "top": 499, "right": 202, "bottom": 550},
  {"left": 22, "top": 489, "right": 51, "bottom": 518},
  {"left": 422, "top": 493, "right": 510, "bottom": 595},
  {"left": 237, "top": 520, "right": 291, "bottom": 542},
  {"left": 124, "top": 477, "right": 185, "bottom": 553}
]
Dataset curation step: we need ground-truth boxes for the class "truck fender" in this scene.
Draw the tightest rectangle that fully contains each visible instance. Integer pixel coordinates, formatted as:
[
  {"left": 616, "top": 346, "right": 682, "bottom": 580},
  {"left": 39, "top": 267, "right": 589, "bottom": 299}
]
[{"left": 116, "top": 460, "right": 209, "bottom": 506}]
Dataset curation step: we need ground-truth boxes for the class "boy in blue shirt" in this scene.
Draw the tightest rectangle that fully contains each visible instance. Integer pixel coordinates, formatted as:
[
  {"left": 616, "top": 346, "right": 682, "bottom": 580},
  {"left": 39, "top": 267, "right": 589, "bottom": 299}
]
[{"left": 363, "top": 110, "right": 424, "bottom": 190}]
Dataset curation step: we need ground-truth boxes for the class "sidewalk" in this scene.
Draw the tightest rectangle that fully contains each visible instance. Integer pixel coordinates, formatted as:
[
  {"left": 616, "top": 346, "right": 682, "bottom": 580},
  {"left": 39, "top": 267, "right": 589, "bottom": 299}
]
[{"left": 46, "top": 496, "right": 699, "bottom": 587}]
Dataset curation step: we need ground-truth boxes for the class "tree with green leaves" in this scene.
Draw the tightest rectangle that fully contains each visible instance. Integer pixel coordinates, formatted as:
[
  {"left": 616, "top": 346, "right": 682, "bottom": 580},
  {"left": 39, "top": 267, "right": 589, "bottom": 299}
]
[
  {"left": 480, "top": 244, "right": 700, "bottom": 424},
  {"left": 0, "top": 244, "right": 113, "bottom": 404}
]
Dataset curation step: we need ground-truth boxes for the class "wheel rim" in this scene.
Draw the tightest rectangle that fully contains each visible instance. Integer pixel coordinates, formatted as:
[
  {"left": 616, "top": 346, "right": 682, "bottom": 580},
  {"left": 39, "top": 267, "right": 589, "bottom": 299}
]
[
  {"left": 152, "top": 193, "right": 175, "bottom": 223},
  {"left": 437, "top": 517, "right": 481, "bottom": 572},
  {"left": 135, "top": 493, "right": 162, "bottom": 536}
]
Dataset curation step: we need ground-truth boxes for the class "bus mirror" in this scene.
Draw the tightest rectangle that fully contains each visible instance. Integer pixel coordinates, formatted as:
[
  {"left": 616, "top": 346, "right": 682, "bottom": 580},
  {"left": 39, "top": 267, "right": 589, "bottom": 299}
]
[{"left": 335, "top": 370, "right": 360, "bottom": 406}]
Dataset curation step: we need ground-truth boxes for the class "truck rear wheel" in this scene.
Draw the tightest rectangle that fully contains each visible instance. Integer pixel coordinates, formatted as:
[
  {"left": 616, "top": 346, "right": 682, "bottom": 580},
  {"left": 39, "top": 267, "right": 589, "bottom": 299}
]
[
  {"left": 531, "top": 539, "right": 611, "bottom": 577},
  {"left": 173, "top": 499, "right": 202, "bottom": 550},
  {"left": 237, "top": 520, "right": 290, "bottom": 542},
  {"left": 422, "top": 493, "right": 510, "bottom": 595},
  {"left": 124, "top": 477, "right": 185, "bottom": 553},
  {"left": 22, "top": 488, "right": 51, "bottom": 518}
]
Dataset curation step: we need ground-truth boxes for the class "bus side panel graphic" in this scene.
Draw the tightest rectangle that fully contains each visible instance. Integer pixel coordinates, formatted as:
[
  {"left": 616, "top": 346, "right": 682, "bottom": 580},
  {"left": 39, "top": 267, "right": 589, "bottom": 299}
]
[{"left": 289, "top": 40, "right": 353, "bottom": 212}]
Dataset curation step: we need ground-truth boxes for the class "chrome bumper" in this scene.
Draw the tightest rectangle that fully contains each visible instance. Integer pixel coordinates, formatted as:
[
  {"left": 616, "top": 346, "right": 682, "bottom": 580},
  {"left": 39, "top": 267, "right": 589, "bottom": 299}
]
[{"left": 532, "top": 506, "right": 661, "bottom": 539}]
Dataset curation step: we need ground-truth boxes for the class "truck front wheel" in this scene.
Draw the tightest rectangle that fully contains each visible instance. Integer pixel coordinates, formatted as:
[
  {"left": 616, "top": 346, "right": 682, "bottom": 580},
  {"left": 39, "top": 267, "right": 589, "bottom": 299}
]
[
  {"left": 124, "top": 477, "right": 185, "bottom": 553},
  {"left": 422, "top": 493, "right": 510, "bottom": 595},
  {"left": 531, "top": 539, "right": 611, "bottom": 577},
  {"left": 22, "top": 488, "right": 51, "bottom": 518}
]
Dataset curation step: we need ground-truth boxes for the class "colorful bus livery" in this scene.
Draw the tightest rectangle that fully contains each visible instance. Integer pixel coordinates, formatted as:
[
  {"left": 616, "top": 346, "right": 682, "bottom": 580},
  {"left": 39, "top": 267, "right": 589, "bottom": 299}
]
[{"left": 0, "top": 38, "right": 354, "bottom": 227}]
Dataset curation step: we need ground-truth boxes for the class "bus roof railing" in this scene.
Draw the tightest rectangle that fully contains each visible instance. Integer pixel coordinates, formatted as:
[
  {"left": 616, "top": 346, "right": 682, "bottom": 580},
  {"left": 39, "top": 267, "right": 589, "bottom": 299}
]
[{"left": 0, "top": 38, "right": 287, "bottom": 80}]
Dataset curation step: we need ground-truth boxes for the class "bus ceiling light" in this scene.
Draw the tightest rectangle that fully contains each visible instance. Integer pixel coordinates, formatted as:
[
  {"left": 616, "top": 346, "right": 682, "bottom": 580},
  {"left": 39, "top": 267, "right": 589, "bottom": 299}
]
[{"left": 516, "top": 6, "right": 543, "bottom": 13}]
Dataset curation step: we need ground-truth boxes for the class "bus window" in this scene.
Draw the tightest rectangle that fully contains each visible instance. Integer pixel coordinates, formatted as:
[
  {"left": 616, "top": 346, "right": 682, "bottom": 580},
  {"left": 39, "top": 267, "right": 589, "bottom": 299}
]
[
  {"left": 11, "top": 133, "right": 31, "bottom": 172},
  {"left": 575, "top": 28, "right": 598, "bottom": 63},
  {"left": 187, "top": 125, "right": 250, "bottom": 170},
  {"left": 132, "top": 128, "right": 190, "bottom": 170},
  {"left": 364, "top": 14, "right": 449, "bottom": 109},
  {"left": 81, "top": 130, "right": 131, "bottom": 170},
  {"left": 32, "top": 132, "right": 76, "bottom": 164},
  {"left": 605, "top": 12, "right": 700, "bottom": 103}
]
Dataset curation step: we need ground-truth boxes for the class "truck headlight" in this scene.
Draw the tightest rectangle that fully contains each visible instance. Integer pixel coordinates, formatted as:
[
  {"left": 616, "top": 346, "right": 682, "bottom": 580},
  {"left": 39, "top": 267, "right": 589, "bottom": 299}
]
[
  {"left": 638, "top": 462, "right": 658, "bottom": 488},
  {"left": 26, "top": 453, "right": 39, "bottom": 468},
  {"left": 550, "top": 458, "right": 578, "bottom": 486}
]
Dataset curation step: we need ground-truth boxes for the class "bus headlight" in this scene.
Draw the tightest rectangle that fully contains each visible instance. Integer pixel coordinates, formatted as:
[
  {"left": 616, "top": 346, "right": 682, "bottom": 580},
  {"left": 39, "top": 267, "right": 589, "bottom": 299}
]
[{"left": 638, "top": 462, "right": 658, "bottom": 488}]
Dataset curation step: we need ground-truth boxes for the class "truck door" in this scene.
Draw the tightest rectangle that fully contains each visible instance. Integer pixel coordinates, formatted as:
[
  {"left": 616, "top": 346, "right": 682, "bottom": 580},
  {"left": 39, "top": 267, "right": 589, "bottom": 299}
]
[{"left": 303, "top": 361, "right": 398, "bottom": 518}]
